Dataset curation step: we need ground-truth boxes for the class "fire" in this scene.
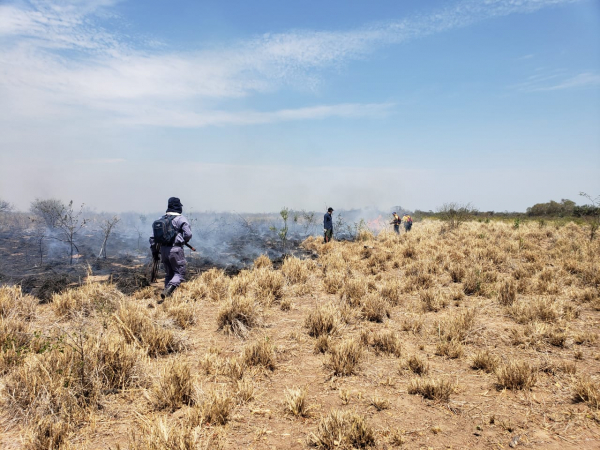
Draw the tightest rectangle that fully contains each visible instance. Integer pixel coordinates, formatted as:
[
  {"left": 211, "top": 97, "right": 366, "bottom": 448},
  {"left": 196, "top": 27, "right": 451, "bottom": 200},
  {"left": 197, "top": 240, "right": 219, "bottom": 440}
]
[{"left": 367, "top": 215, "right": 384, "bottom": 231}]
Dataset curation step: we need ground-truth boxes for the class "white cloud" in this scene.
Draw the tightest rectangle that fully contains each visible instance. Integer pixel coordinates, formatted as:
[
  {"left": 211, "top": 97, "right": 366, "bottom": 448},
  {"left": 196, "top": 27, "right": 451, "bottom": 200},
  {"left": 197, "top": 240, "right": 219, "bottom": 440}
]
[
  {"left": 0, "top": 0, "right": 584, "bottom": 128},
  {"left": 533, "top": 72, "right": 600, "bottom": 91}
]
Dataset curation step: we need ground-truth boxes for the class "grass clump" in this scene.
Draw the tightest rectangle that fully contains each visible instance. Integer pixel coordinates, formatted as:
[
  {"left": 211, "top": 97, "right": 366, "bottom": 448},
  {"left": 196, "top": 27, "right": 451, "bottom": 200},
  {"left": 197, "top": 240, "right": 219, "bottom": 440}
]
[
  {"left": 282, "top": 257, "right": 310, "bottom": 284},
  {"left": 284, "top": 387, "right": 311, "bottom": 417},
  {"left": 405, "top": 354, "right": 429, "bottom": 375},
  {"left": 361, "top": 293, "right": 390, "bottom": 322},
  {"left": 242, "top": 338, "right": 276, "bottom": 370},
  {"left": 152, "top": 361, "right": 194, "bottom": 411},
  {"left": 307, "top": 409, "right": 375, "bottom": 449},
  {"left": 573, "top": 375, "right": 600, "bottom": 409},
  {"left": 495, "top": 360, "right": 537, "bottom": 390},
  {"left": 254, "top": 268, "right": 284, "bottom": 304},
  {"left": 114, "top": 302, "right": 181, "bottom": 357},
  {"left": 217, "top": 296, "right": 261, "bottom": 338},
  {"left": 305, "top": 304, "right": 337, "bottom": 337},
  {"left": 407, "top": 377, "right": 455, "bottom": 402},
  {"left": 370, "top": 330, "right": 402, "bottom": 356},
  {"left": 53, "top": 282, "right": 122, "bottom": 319},
  {"left": 471, "top": 350, "right": 499, "bottom": 373},
  {"left": 329, "top": 338, "right": 363, "bottom": 376}
]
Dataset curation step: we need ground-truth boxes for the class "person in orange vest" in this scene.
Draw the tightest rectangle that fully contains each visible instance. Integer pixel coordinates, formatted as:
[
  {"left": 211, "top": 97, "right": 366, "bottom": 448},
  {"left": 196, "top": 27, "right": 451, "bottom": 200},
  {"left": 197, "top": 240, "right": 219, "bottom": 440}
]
[
  {"left": 391, "top": 212, "right": 401, "bottom": 234},
  {"left": 402, "top": 214, "right": 413, "bottom": 232}
]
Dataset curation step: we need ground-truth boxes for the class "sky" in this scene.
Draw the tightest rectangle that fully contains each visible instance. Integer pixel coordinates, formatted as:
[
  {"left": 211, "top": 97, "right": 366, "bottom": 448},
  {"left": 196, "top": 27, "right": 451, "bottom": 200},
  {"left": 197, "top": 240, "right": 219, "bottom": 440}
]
[{"left": 0, "top": 0, "right": 598, "bottom": 214}]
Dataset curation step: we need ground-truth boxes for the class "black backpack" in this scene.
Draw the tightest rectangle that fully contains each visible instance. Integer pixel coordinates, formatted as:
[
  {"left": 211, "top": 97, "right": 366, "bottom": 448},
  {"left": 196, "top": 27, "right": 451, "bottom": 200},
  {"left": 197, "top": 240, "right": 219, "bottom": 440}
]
[{"left": 152, "top": 215, "right": 178, "bottom": 245}]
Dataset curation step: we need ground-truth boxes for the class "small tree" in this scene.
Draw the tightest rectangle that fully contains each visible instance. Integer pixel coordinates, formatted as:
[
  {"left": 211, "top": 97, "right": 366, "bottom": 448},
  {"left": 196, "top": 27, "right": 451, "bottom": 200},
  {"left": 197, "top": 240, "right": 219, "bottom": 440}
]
[
  {"left": 29, "top": 217, "right": 47, "bottom": 265},
  {"left": 51, "top": 201, "right": 88, "bottom": 264},
  {"left": 0, "top": 198, "right": 13, "bottom": 214},
  {"left": 579, "top": 192, "right": 600, "bottom": 241},
  {"left": 437, "top": 202, "right": 478, "bottom": 229},
  {"left": 30, "top": 198, "right": 64, "bottom": 228},
  {"left": 98, "top": 216, "right": 120, "bottom": 259},
  {"left": 301, "top": 210, "right": 316, "bottom": 235},
  {"left": 279, "top": 207, "right": 289, "bottom": 253}
]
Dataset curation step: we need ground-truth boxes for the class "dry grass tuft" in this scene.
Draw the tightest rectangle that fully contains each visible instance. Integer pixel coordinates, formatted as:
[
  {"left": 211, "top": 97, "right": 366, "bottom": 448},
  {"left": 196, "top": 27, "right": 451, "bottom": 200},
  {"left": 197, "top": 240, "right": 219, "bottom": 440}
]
[
  {"left": 217, "top": 296, "right": 261, "bottom": 338},
  {"left": 508, "top": 297, "right": 576, "bottom": 324},
  {"left": 254, "top": 254, "right": 272, "bottom": 269},
  {"left": 164, "top": 296, "right": 198, "bottom": 329},
  {"left": 370, "top": 330, "right": 402, "bottom": 356},
  {"left": 284, "top": 387, "right": 311, "bottom": 417},
  {"left": 420, "top": 289, "right": 447, "bottom": 312},
  {"left": 405, "top": 354, "right": 429, "bottom": 375},
  {"left": 314, "top": 335, "right": 331, "bottom": 354},
  {"left": 0, "top": 285, "right": 37, "bottom": 321},
  {"left": 25, "top": 416, "right": 70, "bottom": 450},
  {"left": 307, "top": 409, "right": 375, "bottom": 449},
  {"left": 435, "top": 339, "right": 464, "bottom": 359},
  {"left": 369, "top": 397, "right": 390, "bottom": 411},
  {"left": 471, "top": 350, "right": 499, "bottom": 373},
  {"left": 235, "top": 378, "right": 255, "bottom": 403},
  {"left": 340, "top": 278, "right": 367, "bottom": 307},
  {"left": 361, "top": 293, "right": 390, "bottom": 322},
  {"left": 53, "top": 282, "right": 122, "bottom": 319},
  {"left": 305, "top": 304, "right": 337, "bottom": 337},
  {"left": 407, "top": 377, "right": 455, "bottom": 402},
  {"left": 328, "top": 338, "right": 363, "bottom": 376},
  {"left": 114, "top": 302, "right": 182, "bottom": 356},
  {"left": 380, "top": 280, "right": 403, "bottom": 306},
  {"left": 495, "top": 360, "right": 537, "bottom": 390},
  {"left": 323, "top": 270, "right": 345, "bottom": 295},
  {"left": 200, "top": 268, "right": 230, "bottom": 302},
  {"left": 572, "top": 375, "right": 600, "bottom": 409},
  {"left": 401, "top": 316, "right": 423, "bottom": 334},
  {"left": 124, "top": 416, "right": 200, "bottom": 450},
  {"left": 254, "top": 268, "right": 284, "bottom": 304},
  {"left": 152, "top": 360, "right": 195, "bottom": 411},
  {"left": 282, "top": 257, "right": 309, "bottom": 284},
  {"left": 242, "top": 338, "right": 276, "bottom": 370},
  {"left": 191, "top": 389, "right": 234, "bottom": 426},
  {"left": 438, "top": 309, "right": 477, "bottom": 342},
  {"left": 498, "top": 279, "right": 517, "bottom": 306}
]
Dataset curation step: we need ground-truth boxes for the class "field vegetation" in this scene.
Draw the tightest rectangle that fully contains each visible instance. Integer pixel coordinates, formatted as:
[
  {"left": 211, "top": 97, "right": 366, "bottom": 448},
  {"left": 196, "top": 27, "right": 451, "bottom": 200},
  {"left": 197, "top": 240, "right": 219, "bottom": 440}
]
[{"left": 0, "top": 219, "right": 599, "bottom": 449}]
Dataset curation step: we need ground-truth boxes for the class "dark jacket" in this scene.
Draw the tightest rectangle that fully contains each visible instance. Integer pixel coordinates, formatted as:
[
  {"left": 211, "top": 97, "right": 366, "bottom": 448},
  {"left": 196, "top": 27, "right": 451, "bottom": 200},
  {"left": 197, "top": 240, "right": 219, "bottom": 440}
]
[{"left": 324, "top": 212, "right": 333, "bottom": 230}]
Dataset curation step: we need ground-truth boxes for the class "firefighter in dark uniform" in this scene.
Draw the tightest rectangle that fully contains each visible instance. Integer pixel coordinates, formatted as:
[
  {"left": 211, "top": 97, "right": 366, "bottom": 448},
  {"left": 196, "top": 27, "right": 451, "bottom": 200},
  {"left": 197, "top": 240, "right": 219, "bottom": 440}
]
[{"left": 323, "top": 207, "right": 334, "bottom": 243}]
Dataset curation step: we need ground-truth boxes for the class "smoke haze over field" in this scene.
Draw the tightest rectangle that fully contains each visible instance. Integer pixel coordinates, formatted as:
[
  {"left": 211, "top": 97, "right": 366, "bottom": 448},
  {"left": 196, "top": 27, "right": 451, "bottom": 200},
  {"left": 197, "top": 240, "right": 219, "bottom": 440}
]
[
  {"left": 1, "top": 160, "right": 599, "bottom": 214},
  {"left": 0, "top": 0, "right": 598, "bottom": 212}
]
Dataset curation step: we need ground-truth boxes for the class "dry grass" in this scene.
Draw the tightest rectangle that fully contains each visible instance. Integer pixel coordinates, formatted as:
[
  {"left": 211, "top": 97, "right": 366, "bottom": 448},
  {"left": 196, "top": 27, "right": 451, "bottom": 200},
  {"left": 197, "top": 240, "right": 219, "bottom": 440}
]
[
  {"left": 361, "top": 293, "right": 390, "bottom": 322},
  {"left": 407, "top": 377, "right": 455, "bottom": 402},
  {"left": 254, "top": 254, "right": 272, "bottom": 269},
  {"left": 328, "top": 338, "right": 363, "bottom": 376},
  {"left": 152, "top": 361, "right": 195, "bottom": 411},
  {"left": 572, "top": 375, "right": 600, "bottom": 409},
  {"left": 114, "top": 301, "right": 182, "bottom": 356},
  {"left": 307, "top": 409, "right": 375, "bottom": 449},
  {"left": 305, "top": 304, "right": 337, "bottom": 337},
  {"left": 495, "top": 360, "right": 537, "bottom": 390},
  {"left": 370, "top": 330, "right": 402, "bottom": 356},
  {"left": 405, "top": 354, "right": 429, "bottom": 375},
  {"left": 53, "top": 281, "right": 122, "bottom": 319},
  {"left": 242, "top": 338, "right": 276, "bottom": 370},
  {"left": 2, "top": 218, "right": 599, "bottom": 448},
  {"left": 471, "top": 350, "right": 499, "bottom": 373},
  {"left": 284, "top": 387, "right": 311, "bottom": 417},
  {"left": 216, "top": 296, "right": 261, "bottom": 338}
]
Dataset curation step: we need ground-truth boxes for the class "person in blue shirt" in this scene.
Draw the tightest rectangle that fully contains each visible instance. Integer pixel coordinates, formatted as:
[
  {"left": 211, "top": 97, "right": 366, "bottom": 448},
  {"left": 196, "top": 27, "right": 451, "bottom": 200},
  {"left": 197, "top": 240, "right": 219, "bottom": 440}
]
[{"left": 323, "top": 207, "right": 334, "bottom": 243}]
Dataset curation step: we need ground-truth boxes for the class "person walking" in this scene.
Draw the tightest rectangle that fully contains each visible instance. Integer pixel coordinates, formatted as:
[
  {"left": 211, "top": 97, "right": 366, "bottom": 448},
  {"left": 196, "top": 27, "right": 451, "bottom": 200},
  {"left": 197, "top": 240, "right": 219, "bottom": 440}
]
[
  {"left": 323, "top": 207, "right": 334, "bottom": 243},
  {"left": 150, "top": 197, "right": 192, "bottom": 300},
  {"left": 391, "top": 212, "right": 401, "bottom": 234},
  {"left": 402, "top": 213, "right": 413, "bottom": 232}
]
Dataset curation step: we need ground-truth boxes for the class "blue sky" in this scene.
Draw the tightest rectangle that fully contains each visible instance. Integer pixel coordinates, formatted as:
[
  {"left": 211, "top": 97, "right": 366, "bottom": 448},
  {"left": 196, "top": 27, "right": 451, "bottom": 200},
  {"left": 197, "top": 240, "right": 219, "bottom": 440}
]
[{"left": 0, "top": 0, "right": 598, "bottom": 213}]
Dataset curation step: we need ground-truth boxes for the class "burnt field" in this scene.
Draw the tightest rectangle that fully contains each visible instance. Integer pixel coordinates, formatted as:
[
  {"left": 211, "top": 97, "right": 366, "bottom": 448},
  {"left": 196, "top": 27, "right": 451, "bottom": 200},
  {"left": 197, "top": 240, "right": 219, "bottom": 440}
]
[
  {"left": 0, "top": 219, "right": 599, "bottom": 449},
  {"left": 0, "top": 209, "right": 342, "bottom": 301}
]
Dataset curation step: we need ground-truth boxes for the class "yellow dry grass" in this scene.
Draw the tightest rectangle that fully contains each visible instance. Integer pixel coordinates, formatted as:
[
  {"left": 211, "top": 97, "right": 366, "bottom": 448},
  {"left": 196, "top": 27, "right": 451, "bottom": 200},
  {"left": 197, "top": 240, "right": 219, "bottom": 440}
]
[{"left": 1, "top": 219, "right": 599, "bottom": 449}]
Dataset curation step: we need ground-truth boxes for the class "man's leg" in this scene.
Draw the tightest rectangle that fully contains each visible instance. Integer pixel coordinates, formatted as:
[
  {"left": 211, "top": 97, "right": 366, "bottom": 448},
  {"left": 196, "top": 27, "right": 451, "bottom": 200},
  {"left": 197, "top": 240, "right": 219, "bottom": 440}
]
[
  {"left": 167, "top": 247, "right": 186, "bottom": 289},
  {"left": 161, "top": 247, "right": 173, "bottom": 288}
]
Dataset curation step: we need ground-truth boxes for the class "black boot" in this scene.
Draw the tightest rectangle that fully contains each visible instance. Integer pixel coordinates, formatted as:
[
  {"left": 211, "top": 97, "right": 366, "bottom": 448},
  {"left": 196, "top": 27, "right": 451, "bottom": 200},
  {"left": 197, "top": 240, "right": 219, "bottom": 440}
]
[{"left": 160, "top": 284, "right": 176, "bottom": 301}]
